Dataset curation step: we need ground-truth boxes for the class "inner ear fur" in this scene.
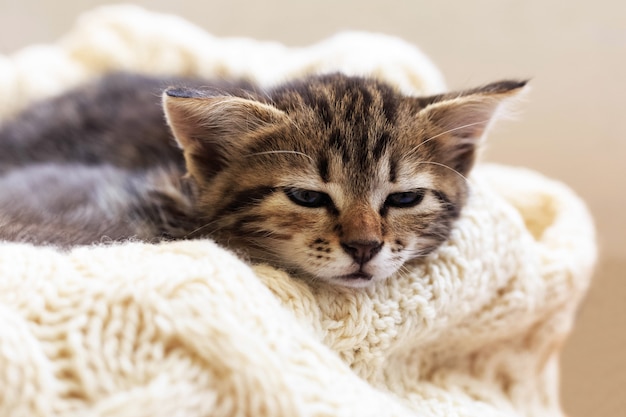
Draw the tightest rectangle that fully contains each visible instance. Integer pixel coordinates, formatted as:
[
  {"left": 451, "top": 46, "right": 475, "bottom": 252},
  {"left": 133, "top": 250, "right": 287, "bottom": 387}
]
[
  {"left": 162, "top": 89, "right": 288, "bottom": 182},
  {"left": 416, "top": 80, "right": 527, "bottom": 175}
]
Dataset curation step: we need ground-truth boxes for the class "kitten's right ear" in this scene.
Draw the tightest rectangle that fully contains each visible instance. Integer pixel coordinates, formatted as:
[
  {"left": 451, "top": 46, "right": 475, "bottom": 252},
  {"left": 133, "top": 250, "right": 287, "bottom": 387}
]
[
  {"left": 415, "top": 80, "right": 527, "bottom": 175},
  {"left": 163, "top": 88, "right": 288, "bottom": 183}
]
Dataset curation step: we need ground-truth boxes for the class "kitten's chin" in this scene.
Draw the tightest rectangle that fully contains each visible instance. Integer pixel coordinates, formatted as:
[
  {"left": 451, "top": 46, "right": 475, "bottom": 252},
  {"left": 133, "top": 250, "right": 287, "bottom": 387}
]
[
  {"left": 294, "top": 261, "right": 401, "bottom": 289},
  {"left": 332, "top": 275, "right": 377, "bottom": 288},
  {"left": 291, "top": 267, "right": 386, "bottom": 289},
  {"left": 324, "top": 269, "right": 396, "bottom": 289},
  {"left": 329, "top": 272, "right": 375, "bottom": 288}
]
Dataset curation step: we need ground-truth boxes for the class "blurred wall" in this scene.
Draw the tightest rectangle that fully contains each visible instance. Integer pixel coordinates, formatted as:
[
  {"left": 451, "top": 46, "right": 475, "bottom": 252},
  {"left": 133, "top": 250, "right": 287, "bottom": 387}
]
[{"left": 1, "top": 1, "right": 624, "bottom": 416}]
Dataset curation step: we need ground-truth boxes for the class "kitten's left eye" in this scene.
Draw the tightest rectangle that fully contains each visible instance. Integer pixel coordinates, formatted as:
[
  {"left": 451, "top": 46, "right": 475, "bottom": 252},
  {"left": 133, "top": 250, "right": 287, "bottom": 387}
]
[
  {"left": 285, "top": 188, "right": 330, "bottom": 208},
  {"left": 385, "top": 190, "right": 426, "bottom": 208}
]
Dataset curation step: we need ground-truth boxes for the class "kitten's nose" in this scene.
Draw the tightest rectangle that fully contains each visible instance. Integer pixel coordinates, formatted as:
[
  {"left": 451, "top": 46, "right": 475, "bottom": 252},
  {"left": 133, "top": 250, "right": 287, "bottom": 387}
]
[{"left": 341, "top": 240, "right": 383, "bottom": 264}]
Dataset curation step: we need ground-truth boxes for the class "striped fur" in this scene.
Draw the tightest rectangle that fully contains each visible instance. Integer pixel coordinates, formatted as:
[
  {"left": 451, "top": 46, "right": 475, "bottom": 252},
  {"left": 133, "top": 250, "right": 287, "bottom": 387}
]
[{"left": 164, "top": 74, "right": 525, "bottom": 287}]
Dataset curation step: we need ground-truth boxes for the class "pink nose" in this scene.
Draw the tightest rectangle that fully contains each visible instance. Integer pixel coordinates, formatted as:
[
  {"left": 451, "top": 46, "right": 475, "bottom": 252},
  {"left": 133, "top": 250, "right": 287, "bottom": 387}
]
[{"left": 340, "top": 240, "right": 383, "bottom": 264}]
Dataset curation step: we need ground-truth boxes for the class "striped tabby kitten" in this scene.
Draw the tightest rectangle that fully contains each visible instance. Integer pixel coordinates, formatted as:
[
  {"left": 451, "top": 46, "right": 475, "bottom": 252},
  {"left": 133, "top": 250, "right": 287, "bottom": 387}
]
[{"left": 0, "top": 73, "right": 524, "bottom": 287}]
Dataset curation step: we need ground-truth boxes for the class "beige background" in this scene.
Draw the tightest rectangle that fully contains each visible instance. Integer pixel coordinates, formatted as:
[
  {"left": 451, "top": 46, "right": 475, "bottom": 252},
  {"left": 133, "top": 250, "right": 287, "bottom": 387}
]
[{"left": 1, "top": 1, "right": 624, "bottom": 415}]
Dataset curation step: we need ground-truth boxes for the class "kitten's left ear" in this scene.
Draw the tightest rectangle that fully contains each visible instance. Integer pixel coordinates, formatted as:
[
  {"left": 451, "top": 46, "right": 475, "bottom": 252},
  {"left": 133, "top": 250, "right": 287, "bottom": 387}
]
[{"left": 416, "top": 80, "right": 527, "bottom": 175}]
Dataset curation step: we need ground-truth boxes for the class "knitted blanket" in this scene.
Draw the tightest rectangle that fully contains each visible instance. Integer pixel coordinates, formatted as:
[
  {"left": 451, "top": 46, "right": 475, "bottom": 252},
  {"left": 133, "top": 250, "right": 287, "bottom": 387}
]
[{"left": 0, "top": 5, "right": 596, "bottom": 417}]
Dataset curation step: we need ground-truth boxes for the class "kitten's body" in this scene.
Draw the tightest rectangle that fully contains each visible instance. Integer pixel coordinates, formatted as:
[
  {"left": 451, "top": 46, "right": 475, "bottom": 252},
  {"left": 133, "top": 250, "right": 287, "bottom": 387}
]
[
  {"left": 0, "top": 163, "right": 192, "bottom": 245},
  {"left": 0, "top": 74, "right": 213, "bottom": 245},
  {"left": 0, "top": 72, "right": 524, "bottom": 287}
]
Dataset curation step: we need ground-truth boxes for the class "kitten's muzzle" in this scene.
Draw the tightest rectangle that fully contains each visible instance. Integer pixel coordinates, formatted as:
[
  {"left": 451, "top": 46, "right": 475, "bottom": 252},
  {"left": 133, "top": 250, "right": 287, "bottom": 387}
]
[{"left": 340, "top": 240, "right": 383, "bottom": 265}]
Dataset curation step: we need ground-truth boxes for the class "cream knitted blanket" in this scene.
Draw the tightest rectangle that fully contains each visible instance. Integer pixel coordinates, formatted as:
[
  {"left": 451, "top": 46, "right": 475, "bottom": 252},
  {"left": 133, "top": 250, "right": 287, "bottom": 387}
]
[{"left": 0, "top": 6, "right": 596, "bottom": 417}]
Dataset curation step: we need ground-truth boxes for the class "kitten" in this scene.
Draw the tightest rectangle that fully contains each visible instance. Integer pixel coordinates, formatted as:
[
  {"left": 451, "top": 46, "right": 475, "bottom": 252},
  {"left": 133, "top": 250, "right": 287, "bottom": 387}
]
[{"left": 0, "top": 73, "right": 525, "bottom": 287}]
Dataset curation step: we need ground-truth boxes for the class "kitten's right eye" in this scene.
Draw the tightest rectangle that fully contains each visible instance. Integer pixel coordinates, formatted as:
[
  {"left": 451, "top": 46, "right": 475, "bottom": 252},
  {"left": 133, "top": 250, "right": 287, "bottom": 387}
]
[{"left": 285, "top": 188, "right": 329, "bottom": 208}]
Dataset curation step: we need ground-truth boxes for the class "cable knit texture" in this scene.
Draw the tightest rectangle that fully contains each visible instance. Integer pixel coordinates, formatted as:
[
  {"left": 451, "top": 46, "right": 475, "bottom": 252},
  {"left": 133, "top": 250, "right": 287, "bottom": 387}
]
[{"left": 0, "top": 5, "right": 596, "bottom": 417}]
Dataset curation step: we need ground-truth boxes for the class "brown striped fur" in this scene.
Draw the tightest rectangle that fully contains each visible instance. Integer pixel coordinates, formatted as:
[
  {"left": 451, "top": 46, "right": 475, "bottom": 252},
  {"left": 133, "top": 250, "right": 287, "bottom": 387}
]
[{"left": 0, "top": 72, "right": 525, "bottom": 287}]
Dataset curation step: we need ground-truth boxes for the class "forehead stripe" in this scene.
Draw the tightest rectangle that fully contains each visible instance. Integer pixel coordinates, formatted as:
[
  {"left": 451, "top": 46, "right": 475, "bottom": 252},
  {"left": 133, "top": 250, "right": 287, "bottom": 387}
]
[
  {"left": 317, "top": 155, "right": 330, "bottom": 183},
  {"left": 389, "top": 156, "right": 398, "bottom": 183},
  {"left": 373, "top": 131, "right": 391, "bottom": 161}
]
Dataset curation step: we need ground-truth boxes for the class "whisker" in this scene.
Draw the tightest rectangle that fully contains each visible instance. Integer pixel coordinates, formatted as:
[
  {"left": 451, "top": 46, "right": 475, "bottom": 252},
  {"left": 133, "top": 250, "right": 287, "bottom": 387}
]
[
  {"left": 415, "top": 161, "right": 470, "bottom": 183},
  {"left": 183, "top": 218, "right": 226, "bottom": 238},
  {"left": 395, "top": 266, "right": 411, "bottom": 281},
  {"left": 243, "top": 150, "right": 314, "bottom": 162},
  {"left": 240, "top": 251, "right": 278, "bottom": 264},
  {"left": 287, "top": 118, "right": 306, "bottom": 137},
  {"left": 412, "top": 119, "right": 491, "bottom": 153}
]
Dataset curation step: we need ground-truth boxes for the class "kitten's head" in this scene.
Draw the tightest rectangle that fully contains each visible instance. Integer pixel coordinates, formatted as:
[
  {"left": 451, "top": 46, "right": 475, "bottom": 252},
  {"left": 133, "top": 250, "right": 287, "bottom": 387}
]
[{"left": 163, "top": 74, "right": 525, "bottom": 288}]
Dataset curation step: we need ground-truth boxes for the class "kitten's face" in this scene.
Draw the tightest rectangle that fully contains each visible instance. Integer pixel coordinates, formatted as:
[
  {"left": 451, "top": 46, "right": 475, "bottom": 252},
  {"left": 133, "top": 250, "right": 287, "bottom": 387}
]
[{"left": 164, "top": 74, "right": 524, "bottom": 287}]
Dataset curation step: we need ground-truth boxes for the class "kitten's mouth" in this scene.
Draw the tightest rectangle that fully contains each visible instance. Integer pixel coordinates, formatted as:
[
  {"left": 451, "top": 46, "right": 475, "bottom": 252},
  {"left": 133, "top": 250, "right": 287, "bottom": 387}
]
[{"left": 338, "top": 272, "right": 373, "bottom": 281}]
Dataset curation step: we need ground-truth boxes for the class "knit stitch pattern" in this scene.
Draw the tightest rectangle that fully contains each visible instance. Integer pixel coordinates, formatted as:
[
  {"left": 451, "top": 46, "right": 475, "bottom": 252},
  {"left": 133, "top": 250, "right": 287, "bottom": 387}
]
[{"left": 0, "top": 6, "right": 596, "bottom": 417}]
